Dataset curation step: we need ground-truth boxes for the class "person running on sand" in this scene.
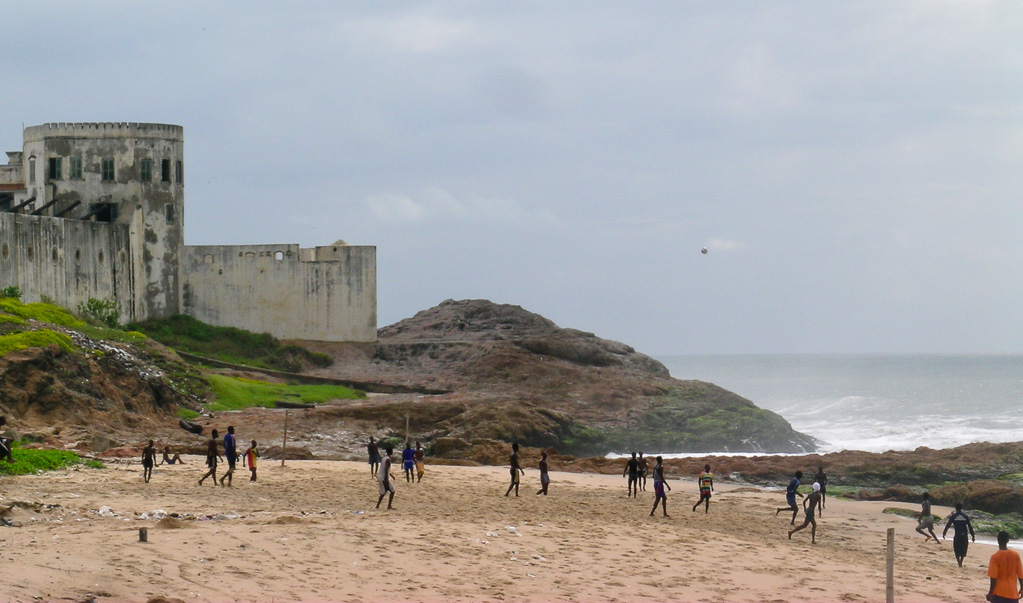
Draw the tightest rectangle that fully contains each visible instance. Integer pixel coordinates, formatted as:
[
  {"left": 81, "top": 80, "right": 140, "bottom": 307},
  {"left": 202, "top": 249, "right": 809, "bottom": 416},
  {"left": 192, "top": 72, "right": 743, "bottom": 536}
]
[
  {"left": 414, "top": 441, "right": 425, "bottom": 483},
  {"left": 376, "top": 445, "right": 396, "bottom": 509},
  {"left": 637, "top": 452, "right": 648, "bottom": 492},
  {"left": 624, "top": 452, "right": 640, "bottom": 498},
  {"left": 244, "top": 440, "right": 258, "bottom": 482},
  {"left": 537, "top": 450, "right": 551, "bottom": 496},
  {"left": 219, "top": 426, "right": 237, "bottom": 487},
  {"left": 916, "top": 492, "right": 940, "bottom": 543},
  {"left": 943, "top": 502, "right": 975, "bottom": 567},
  {"left": 505, "top": 442, "right": 525, "bottom": 497},
  {"left": 402, "top": 441, "right": 415, "bottom": 483},
  {"left": 814, "top": 464, "right": 828, "bottom": 514},
  {"left": 142, "top": 440, "right": 156, "bottom": 483},
  {"left": 987, "top": 531, "right": 1023, "bottom": 603},
  {"left": 776, "top": 470, "right": 804, "bottom": 525},
  {"left": 198, "top": 429, "right": 223, "bottom": 486},
  {"left": 367, "top": 436, "right": 380, "bottom": 478},
  {"left": 693, "top": 464, "right": 714, "bottom": 513},
  {"left": 649, "top": 456, "right": 671, "bottom": 517},
  {"left": 160, "top": 446, "right": 185, "bottom": 465},
  {"left": 788, "top": 482, "right": 822, "bottom": 543},
  {"left": 0, "top": 416, "right": 14, "bottom": 462}
]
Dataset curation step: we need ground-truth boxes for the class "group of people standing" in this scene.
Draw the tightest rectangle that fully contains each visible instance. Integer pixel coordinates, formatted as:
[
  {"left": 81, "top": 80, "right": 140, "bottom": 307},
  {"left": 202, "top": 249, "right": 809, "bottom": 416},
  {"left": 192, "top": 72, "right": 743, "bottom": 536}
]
[
  {"left": 622, "top": 452, "right": 714, "bottom": 518},
  {"left": 139, "top": 427, "right": 258, "bottom": 486},
  {"left": 366, "top": 436, "right": 427, "bottom": 510},
  {"left": 196, "top": 426, "right": 258, "bottom": 486}
]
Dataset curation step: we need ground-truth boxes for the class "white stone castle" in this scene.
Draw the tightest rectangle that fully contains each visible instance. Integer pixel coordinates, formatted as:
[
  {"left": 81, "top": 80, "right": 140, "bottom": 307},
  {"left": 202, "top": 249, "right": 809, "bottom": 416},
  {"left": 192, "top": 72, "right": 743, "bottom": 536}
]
[{"left": 0, "top": 123, "right": 376, "bottom": 342}]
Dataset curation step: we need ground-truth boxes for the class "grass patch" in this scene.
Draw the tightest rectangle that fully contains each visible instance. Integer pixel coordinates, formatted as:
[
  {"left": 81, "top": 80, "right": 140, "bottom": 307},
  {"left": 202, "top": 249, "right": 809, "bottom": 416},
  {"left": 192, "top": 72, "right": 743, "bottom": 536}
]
[
  {"left": 0, "top": 329, "right": 76, "bottom": 357},
  {"left": 0, "top": 445, "right": 98, "bottom": 475},
  {"left": 76, "top": 324, "right": 148, "bottom": 344},
  {"left": 0, "top": 298, "right": 84, "bottom": 328},
  {"left": 205, "top": 374, "right": 364, "bottom": 411},
  {"left": 127, "top": 315, "right": 333, "bottom": 372},
  {"left": 176, "top": 407, "right": 200, "bottom": 420},
  {"left": 0, "top": 314, "right": 27, "bottom": 326}
]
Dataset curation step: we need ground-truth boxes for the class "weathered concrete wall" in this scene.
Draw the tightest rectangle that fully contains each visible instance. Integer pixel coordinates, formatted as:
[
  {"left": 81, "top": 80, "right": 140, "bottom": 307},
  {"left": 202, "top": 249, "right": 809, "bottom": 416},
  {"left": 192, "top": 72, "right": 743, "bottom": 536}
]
[
  {"left": 0, "top": 213, "right": 136, "bottom": 321},
  {"left": 180, "top": 244, "right": 377, "bottom": 342},
  {"left": 19, "top": 123, "right": 184, "bottom": 319}
]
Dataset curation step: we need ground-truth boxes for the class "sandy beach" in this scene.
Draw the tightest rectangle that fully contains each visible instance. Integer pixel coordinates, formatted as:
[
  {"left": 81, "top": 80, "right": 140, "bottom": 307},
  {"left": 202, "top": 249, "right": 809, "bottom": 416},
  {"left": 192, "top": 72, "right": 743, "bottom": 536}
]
[{"left": 0, "top": 458, "right": 989, "bottom": 602}]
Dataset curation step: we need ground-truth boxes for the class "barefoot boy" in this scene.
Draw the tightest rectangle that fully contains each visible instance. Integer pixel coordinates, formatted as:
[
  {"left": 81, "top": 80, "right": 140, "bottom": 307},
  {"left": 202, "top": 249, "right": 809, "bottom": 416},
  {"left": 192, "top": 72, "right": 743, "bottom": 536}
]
[
  {"left": 141, "top": 440, "right": 156, "bottom": 483},
  {"left": 649, "top": 456, "right": 670, "bottom": 517},
  {"left": 244, "top": 440, "right": 258, "bottom": 482},
  {"left": 693, "top": 464, "right": 713, "bottom": 513},
  {"left": 788, "top": 482, "right": 822, "bottom": 543}
]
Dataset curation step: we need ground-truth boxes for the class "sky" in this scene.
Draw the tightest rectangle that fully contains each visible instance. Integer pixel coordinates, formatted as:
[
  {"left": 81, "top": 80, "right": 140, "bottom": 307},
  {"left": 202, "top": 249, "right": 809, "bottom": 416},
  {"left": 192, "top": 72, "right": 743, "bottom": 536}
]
[{"left": 2, "top": 2, "right": 1022, "bottom": 355}]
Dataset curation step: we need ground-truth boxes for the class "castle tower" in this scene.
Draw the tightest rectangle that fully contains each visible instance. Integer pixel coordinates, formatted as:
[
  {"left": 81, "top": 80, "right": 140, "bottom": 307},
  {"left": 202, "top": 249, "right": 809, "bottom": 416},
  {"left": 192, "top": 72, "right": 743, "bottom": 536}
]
[{"left": 14, "top": 123, "right": 185, "bottom": 318}]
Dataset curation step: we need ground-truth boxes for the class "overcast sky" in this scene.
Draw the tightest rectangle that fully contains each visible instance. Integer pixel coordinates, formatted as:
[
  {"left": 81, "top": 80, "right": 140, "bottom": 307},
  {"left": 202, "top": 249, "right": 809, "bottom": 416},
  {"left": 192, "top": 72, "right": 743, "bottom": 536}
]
[{"left": 3, "top": 2, "right": 1022, "bottom": 355}]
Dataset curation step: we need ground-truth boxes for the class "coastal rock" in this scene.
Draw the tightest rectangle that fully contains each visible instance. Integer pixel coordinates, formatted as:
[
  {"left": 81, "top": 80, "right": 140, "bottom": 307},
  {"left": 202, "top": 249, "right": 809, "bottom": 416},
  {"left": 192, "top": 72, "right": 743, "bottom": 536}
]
[{"left": 302, "top": 299, "right": 814, "bottom": 455}]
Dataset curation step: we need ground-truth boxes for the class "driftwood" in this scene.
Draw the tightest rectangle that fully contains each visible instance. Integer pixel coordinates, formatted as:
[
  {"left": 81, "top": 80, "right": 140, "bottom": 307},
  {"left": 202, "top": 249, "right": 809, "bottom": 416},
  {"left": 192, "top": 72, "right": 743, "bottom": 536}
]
[
  {"left": 275, "top": 400, "right": 315, "bottom": 410},
  {"left": 179, "top": 419, "right": 203, "bottom": 435}
]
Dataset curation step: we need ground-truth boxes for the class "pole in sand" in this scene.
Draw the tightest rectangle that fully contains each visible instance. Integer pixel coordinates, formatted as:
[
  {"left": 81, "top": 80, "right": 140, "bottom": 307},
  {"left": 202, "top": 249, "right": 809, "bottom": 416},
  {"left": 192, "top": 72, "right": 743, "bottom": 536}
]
[
  {"left": 281, "top": 409, "right": 289, "bottom": 467},
  {"left": 886, "top": 527, "right": 895, "bottom": 603}
]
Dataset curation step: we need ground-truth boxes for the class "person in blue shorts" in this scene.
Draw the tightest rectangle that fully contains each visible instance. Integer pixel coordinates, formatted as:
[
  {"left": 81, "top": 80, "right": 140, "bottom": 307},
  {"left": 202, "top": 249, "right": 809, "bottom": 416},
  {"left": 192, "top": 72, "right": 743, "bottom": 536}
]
[
  {"left": 648, "top": 456, "right": 671, "bottom": 517},
  {"left": 402, "top": 441, "right": 415, "bottom": 483},
  {"left": 776, "top": 470, "right": 804, "bottom": 525},
  {"left": 219, "top": 425, "right": 237, "bottom": 487}
]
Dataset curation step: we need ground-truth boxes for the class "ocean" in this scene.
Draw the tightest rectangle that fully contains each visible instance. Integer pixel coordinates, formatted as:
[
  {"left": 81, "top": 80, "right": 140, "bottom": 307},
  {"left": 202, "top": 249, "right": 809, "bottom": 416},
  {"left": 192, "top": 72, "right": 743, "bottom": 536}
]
[{"left": 656, "top": 354, "right": 1023, "bottom": 454}]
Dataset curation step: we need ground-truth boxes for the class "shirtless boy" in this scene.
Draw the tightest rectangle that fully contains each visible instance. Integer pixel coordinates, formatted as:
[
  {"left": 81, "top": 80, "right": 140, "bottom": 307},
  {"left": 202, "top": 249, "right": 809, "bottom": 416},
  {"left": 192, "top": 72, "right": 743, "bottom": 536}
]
[
  {"left": 142, "top": 440, "right": 156, "bottom": 483},
  {"left": 788, "top": 482, "right": 823, "bottom": 543}
]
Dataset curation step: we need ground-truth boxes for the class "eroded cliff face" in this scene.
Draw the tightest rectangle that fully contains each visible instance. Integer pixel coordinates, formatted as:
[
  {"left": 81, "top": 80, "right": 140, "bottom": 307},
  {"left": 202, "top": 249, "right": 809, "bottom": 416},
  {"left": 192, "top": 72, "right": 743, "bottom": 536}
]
[
  {"left": 0, "top": 337, "right": 195, "bottom": 447},
  {"left": 302, "top": 299, "right": 817, "bottom": 455}
]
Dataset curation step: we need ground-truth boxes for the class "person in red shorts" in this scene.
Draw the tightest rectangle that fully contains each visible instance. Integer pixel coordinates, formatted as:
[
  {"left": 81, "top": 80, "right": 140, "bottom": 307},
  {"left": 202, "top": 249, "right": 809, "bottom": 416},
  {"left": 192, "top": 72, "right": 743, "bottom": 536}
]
[
  {"left": 648, "top": 456, "right": 670, "bottom": 517},
  {"left": 987, "top": 531, "right": 1023, "bottom": 603}
]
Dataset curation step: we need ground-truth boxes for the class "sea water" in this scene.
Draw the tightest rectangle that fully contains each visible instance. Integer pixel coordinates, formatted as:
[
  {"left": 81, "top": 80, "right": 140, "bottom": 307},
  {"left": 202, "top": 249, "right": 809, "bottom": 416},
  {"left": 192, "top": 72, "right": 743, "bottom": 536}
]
[{"left": 656, "top": 354, "right": 1023, "bottom": 454}]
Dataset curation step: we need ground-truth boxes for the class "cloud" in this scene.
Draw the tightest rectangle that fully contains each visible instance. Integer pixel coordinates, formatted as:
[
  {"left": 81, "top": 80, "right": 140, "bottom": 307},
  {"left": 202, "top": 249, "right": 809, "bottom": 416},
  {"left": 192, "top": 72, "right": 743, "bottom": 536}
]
[
  {"left": 705, "top": 238, "right": 748, "bottom": 252},
  {"left": 365, "top": 187, "right": 559, "bottom": 226}
]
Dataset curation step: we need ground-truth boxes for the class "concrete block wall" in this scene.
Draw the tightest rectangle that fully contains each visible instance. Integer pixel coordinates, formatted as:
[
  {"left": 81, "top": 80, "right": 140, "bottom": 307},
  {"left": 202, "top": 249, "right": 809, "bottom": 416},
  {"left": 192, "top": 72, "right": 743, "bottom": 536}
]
[
  {"left": 180, "top": 243, "right": 377, "bottom": 342},
  {"left": 0, "top": 213, "right": 137, "bottom": 321}
]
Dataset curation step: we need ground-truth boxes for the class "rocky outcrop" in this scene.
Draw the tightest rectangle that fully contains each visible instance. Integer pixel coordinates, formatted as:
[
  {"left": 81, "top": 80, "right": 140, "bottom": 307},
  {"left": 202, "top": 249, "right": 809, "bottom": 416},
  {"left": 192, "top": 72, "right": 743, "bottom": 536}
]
[{"left": 304, "top": 299, "right": 816, "bottom": 454}]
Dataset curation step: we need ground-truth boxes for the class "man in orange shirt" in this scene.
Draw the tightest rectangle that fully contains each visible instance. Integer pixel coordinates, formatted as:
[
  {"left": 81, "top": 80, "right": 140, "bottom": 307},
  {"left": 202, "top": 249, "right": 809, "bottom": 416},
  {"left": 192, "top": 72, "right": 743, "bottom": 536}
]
[{"left": 987, "top": 531, "right": 1023, "bottom": 603}]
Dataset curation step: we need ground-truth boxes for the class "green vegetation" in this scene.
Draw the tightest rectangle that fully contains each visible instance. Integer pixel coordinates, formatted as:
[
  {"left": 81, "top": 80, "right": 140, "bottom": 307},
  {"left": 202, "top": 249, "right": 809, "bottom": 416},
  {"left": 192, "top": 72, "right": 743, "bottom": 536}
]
[
  {"left": 205, "top": 374, "right": 364, "bottom": 411},
  {"left": 78, "top": 297, "right": 120, "bottom": 328},
  {"left": 0, "top": 286, "right": 21, "bottom": 299},
  {"left": 77, "top": 325, "right": 147, "bottom": 344},
  {"left": 0, "top": 314, "right": 27, "bottom": 326},
  {"left": 0, "top": 330, "right": 76, "bottom": 357},
  {"left": 127, "top": 314, "right": 333, "bottom": 372},
  {"left": 0, "top": 444, "right": 101, "bottom": 476},
  {"left": 176, "top": 407, "right": 200, "bottom": 420},
  {"left": 0, "top": 298, "right": 84, "bottom": 328}
]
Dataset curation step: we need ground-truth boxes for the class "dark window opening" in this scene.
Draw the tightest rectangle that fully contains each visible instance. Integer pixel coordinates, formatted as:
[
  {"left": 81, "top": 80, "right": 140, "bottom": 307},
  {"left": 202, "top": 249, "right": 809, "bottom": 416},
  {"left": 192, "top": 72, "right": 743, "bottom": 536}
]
[
  {"left": 48, "top": 157, "right": 62, "bottom": 181},
  {"left": 28, "top": 158, "right": 36, "bottom": 184},
  {"left": 89, "top": 203, "right": 117, "bottom": 223},
  {"left": 70, "top": 156, "right": 82, "bottom": 179},
  {"left": 101, "top": 158, "right": 114, "bottom": 182},
  {"left": 140, "top": 159, "right": 152, "bottom": 182},
  {"left": 161, "top": 159, "right": 171, "bottom": 182},
  {"left": 165, "top": 203, "right": 176, "bottom": 223},
  {"left": 175, "top": 160, "right": 183, "bottom": 184}
]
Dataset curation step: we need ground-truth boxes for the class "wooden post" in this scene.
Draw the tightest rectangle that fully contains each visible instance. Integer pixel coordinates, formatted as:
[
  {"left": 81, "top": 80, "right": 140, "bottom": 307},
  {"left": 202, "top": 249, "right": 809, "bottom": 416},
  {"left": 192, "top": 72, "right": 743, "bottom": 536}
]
[
  {"left": 138, "top": 528, "right": 148, "bottom": 543},
  {"left": 281, "top": 410, "right": 289, "bottom": 467},
  {"left": 886, "top": 527, "right": 895, "bottom": 603}
]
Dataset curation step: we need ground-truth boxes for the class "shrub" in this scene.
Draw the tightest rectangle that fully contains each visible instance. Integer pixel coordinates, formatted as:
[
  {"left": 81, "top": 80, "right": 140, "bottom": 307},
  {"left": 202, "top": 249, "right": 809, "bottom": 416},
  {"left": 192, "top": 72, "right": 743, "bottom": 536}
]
[
  {"left": 0, "top": 286, "right": 21, "bottom": 299},
  {"left": 78, "top": 297, "right": 120, "bottom": 328}
]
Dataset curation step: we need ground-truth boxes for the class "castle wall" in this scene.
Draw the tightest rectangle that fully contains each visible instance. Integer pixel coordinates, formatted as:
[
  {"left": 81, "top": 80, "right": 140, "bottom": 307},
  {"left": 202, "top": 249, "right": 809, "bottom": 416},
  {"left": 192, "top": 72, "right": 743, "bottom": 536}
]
[
  {"left": 0, "top": 212, "right": 136, "bottom": 321},
  {"left": 20, "top": 123, "right": 184, "bottom": 319},
  {"left": 180, "top": 244, "right": 377, "bottom": 342}
]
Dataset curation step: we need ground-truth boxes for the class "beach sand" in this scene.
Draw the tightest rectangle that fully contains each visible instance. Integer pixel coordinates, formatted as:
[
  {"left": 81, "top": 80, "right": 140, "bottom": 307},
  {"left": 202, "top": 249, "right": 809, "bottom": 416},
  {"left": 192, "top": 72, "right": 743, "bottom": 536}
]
[{"left": 0, "top": 459, "right": 987, "bottom": 602}]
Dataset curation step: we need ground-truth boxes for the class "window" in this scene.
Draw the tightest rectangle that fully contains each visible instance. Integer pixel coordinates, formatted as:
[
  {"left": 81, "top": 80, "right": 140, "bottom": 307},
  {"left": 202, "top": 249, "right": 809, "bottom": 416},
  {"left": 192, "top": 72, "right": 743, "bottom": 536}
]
[
  {"left": 175, "top": 160, "right": 183, "bottom": 184},
  {"left": 101, "top": 158, "right": 114, "bottom": 182},
  {"left": 70, "top": 156, "right": 82, "bottom": 179},
  {"left": 140, "top": 159, "right": 152, "bottom": 182},
  {"left": 48, "top": 157, "right": 62, "bottom": 181},
  {"left": 165, "top": 203, "right": 176, "bottom": 223},
  {"left": 28, "top": 157, "right": 36, "bottom": 184},
  {"left": 161, "top": 159, "right": 170, "bottom": 183}
]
